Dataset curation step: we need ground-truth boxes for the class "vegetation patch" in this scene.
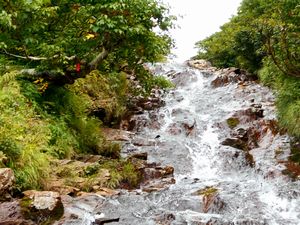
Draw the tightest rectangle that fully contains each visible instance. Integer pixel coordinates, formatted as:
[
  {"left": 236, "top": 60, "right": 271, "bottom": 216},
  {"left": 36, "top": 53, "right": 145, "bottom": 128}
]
[
  {"left": 194, "top": 187, "right": 218, "bottom": 197},
  {"left": 226, "top": 117, "right": 240, "bottom": 129}
]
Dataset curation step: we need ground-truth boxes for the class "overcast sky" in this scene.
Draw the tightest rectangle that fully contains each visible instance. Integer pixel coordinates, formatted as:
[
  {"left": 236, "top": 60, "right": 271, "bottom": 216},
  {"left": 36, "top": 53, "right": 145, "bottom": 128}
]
[{"left": 163, "top": 0, "right": 242, "bottom": 61}]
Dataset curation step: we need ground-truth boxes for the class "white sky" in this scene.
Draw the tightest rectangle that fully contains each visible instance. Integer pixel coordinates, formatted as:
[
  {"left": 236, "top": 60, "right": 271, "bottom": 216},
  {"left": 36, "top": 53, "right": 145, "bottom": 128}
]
[{"left": 163, "top": 0, "right": 242, "bottom": 62}]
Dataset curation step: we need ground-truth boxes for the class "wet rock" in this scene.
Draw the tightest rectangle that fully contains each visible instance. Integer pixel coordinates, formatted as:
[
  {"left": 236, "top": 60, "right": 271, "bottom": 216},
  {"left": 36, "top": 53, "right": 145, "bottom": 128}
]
[
  {"left": 170, "top": 108, "right": 197, "bottom": 136},
  {"left": 143, "top": 166, "right": 174, "bottom": 180},
  {"left": 211, "top": 75, "right": 231, "bottom": 87},
  {"left": 132, "top": 137, "right": 155, "bottom": 146},
  {"left": 282, "top": 162, "right": 300, "bottom": 180},
  {"left": 170, "top": 71, "right": 197, "bottom": 87},
  {"left": 0, "top": 201, "right": 34, "bottom": 225},
  {"left": 167, "top": 123, "right": 182, "bottom": 135},
  {"left": 155, "top": 213, "right": 176, "bottom": 225},
  {"left": 221, "top": 138, "right": 246, "bottom": 150},
  {"left": 236, "top": 128, "right": 248, "bottom": 141},
  {"left": 147, "top": 112, "right": 162, "bottom": 130},
  {"left": 21, "top": 190, "right": 64, "bottom": 224},
  {"left": 142, "top": 101, "right": 155, "bottom": 110},
  {"left": 56, "top": 194, "right": 106, "bottom": 224},
  {"left": 0, "top": 168, "right": 15, "bottom": 201},
  {"left": 202, "top": 192, "right": 225, "bottom": 213},
  {"left": 129, "top": 152, "right": 148, "bottom": 161},
  {"left": 93, "top": 217, "right": 120, "bottom": 225},
  {"left": 142, "top": 177, "right": 176, "bottom": 193},
  {"left": 194, "top": 187, "right": 225, "bottom": 213},
  {"left": 122, "top": 114, "right": 149, "bottom": 132},
  {"left": 141, "top": 164, "right": 175, "bottom": 192},
  {"left": 211, "top": 67, "right": 257, "bottom": 88}
]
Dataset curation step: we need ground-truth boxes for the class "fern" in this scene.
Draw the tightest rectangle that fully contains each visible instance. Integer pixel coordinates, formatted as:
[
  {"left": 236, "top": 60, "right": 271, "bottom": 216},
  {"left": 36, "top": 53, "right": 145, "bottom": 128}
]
[{"left": 0, "top": 71, "right": 18, "bottom": 89}]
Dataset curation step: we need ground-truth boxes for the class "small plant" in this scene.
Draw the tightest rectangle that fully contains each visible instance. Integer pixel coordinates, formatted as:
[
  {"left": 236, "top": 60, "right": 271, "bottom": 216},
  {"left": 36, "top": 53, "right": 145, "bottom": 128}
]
[
  {"left": 195, "top": 186, "right": 218, "bottom": 197},
  {"left": 226, "top": 117, "right": 240, "bottom": 129}
]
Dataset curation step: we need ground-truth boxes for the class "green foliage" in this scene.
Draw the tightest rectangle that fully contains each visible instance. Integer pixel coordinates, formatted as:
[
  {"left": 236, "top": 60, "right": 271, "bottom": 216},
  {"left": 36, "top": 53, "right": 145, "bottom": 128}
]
[
  {"left": 276, "top": 78, "right": 300, "bottom": 137},
  {"left": 144, "top": 75, "right": 174, "bottom": 94},
  {"left": 71, "top": 70, "right": 127, "bottom": 125},
  {"left": 0, "top": 80, "right": 50, "bottom": 190},
  {"left": 0, "top": 0, "right": 174, "bottom": 193},
  {"left": 0, "top": 0, "right": 174, "bottom": 87},
  {"left": 47, "top": 120, "right": 78, "bottom": 159},
  {"left": 258, "top": 59, "right": 300, "bottom": 137},
  {"left": 196, "top": 0, "right": 299, "bottom": 76},
  {"left": 100, "top": 160, "right": 141, "bottom": 189},
  {"left": 196, "top": 0, "right": 300, "bottom": 137}
]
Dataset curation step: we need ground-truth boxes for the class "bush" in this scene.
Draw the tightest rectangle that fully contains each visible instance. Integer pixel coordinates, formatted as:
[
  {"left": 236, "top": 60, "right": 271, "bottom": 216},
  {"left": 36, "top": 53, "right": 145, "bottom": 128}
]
[{"left": 259, "top": 60, "right": 300, "bottom": 137}]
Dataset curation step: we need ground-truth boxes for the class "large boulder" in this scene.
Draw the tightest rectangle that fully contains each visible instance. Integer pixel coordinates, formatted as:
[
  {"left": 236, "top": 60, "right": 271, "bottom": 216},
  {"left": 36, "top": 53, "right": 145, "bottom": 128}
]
[
  {"left": 21, "top": 190, "right": 64, "bottom": 224},
  {"left": 0, "top": 168, "right": 15, "bottom": 201}
]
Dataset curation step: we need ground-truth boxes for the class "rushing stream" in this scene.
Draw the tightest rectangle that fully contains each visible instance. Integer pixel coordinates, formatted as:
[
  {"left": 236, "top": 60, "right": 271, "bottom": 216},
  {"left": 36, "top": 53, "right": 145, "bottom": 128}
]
[{"left": 62, "top": 62, "right": 300, "bottom": 225}]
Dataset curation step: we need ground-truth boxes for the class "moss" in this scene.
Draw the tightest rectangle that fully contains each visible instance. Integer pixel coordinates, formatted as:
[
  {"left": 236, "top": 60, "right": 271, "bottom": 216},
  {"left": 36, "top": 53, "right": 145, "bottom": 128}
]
[
  {"left": 226, "top": 117, "right": 240, "bottom": 129},
  {"left": 194, "top": 187, "right": 218, "bottom": 197}
]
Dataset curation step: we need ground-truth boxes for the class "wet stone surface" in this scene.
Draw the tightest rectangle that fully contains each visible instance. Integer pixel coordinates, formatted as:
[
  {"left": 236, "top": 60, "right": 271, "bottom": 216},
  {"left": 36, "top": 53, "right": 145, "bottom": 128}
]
[{"left": 21, "top": 62, "right": 299, "bottom": 225}]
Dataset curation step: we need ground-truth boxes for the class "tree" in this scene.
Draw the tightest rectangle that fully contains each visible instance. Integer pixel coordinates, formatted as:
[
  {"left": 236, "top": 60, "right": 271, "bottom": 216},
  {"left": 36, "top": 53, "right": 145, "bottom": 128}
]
[
  {"left": 196, "top": 0, "right": 299, "bottom": 77},
  {"left": 0, "top": 0, "right": 174, "bottom": 84}
]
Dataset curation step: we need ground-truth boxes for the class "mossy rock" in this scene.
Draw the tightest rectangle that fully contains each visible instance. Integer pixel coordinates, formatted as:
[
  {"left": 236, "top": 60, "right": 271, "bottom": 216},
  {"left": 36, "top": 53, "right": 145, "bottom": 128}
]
[
  {"left": 194, "top": 187, "right": 218, "bottom": 197},
  {"left": 226, "top": 117, "right": 240, "bottom": 129}
]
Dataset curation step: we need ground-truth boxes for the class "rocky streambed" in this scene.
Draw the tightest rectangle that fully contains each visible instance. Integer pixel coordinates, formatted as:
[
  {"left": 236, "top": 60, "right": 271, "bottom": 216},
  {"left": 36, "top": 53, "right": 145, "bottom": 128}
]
[{"left": 1, "top": 60, "right": 300, "bottom": 224}]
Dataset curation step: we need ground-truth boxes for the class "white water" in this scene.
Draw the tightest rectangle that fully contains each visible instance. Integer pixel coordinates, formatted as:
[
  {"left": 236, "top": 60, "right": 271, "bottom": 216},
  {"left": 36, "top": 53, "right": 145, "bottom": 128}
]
[
  {"left": 114, "top": 62, "right": 300, "bottom": 224},
  {"left": 60, "top": 62, "right": 300, "bottom": 225}
]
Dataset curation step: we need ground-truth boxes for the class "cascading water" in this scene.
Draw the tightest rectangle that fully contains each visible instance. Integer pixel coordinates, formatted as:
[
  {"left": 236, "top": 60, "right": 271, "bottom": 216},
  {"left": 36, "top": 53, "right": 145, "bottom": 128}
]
[{"left": 61, "top": 62, "right": 300, "bottom": 225}]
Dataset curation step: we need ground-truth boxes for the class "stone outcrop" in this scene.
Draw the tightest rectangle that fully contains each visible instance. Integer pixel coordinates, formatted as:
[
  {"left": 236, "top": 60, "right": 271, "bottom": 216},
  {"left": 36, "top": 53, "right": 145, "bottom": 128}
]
[{"left": 211, "top": 67, "right": 258, "bottom": 87}]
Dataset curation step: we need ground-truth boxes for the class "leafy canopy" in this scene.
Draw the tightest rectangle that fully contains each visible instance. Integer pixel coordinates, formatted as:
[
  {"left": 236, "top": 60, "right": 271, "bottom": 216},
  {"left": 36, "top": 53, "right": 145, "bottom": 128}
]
[
  {"left": 0, "top": 0, "right": 174, "bottom": 82},
  {"left": 196, "top": 0, "right": 299, "bottom": 77}
]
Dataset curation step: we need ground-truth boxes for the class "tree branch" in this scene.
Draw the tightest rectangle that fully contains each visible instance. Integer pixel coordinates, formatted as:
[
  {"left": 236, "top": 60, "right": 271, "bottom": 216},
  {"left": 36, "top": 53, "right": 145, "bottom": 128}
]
[
  {"left": 2, "top": 49, "right": 48, "bottom": 61},
  {"left": 1, "top": 49, "right": 77, "bottom": 62},
  {"left": 89, "top": 47, "right": 109, "bottom": 70}
]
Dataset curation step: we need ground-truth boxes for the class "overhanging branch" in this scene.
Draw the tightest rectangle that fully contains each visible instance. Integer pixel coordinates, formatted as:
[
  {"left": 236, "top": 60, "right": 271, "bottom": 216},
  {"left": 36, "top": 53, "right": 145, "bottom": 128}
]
[
  {"left": 2, "top": 49, "right": 48, "bottom": 61},
  {"left": 1, "top": 49, "right": 77, "bottom": 62}
]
